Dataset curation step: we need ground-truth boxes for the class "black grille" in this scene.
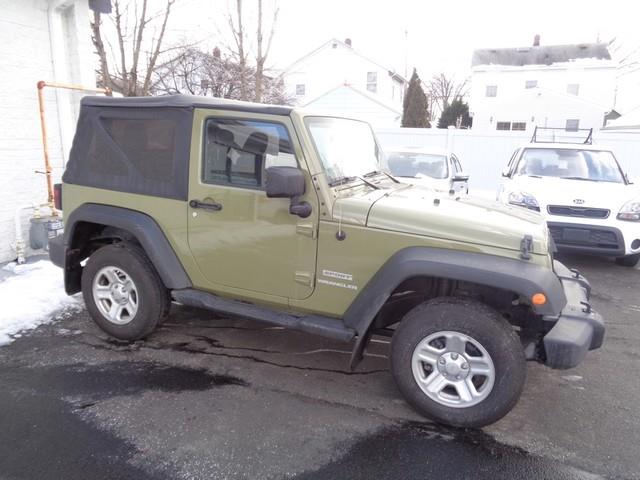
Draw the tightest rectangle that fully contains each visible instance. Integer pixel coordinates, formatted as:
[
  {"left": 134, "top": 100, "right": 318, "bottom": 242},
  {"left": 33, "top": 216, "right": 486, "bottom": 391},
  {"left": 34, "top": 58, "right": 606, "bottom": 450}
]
[
  {"left": 547, "top": 205, "right": 610, "bottom": 219},
  {"left": 548, "top": 225, "right": 620, "bottom": 250}
]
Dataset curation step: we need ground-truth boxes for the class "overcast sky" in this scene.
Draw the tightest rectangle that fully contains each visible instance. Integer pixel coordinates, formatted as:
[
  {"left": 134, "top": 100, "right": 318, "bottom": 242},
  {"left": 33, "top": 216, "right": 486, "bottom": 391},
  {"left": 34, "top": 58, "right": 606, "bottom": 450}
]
[{"left": 165, "top": 0, "right": 640, "bottom": 112}]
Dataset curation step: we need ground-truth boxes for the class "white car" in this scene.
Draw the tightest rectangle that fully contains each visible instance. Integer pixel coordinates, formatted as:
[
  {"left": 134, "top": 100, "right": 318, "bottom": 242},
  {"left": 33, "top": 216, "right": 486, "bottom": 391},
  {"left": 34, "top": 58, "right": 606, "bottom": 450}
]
[
  {"left": 384, "top": 147, "right": 469, "bottom": 195},
  {"left": 498, "top": 141, "right": 640, "bottom": 267}
]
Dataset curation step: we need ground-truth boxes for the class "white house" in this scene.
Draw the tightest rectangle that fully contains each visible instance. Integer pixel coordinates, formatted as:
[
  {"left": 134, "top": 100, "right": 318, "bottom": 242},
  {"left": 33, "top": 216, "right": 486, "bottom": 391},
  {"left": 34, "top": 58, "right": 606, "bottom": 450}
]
[
  {"left": 0, "top": 0, "right": 97, "bottom": 263},
  {"left": 281, "top": 38, "right": 406, "bottom": 127},
  {"left": 469, "top": 38, "right": 617, "bottom": 134}
]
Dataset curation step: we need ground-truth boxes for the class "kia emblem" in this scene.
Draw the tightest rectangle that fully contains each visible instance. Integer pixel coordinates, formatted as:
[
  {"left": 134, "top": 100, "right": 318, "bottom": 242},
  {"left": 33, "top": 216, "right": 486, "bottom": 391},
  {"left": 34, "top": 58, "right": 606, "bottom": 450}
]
[{"left": 573, "top": 199, "right": 585, "bottom": 205}]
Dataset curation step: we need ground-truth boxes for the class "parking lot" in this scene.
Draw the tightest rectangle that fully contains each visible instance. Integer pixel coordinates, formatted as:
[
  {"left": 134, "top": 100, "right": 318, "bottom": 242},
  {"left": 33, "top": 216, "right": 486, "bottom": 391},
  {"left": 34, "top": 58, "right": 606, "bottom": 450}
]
[{"left": 0, "top": 253, "right": 638, "bottom": 480}]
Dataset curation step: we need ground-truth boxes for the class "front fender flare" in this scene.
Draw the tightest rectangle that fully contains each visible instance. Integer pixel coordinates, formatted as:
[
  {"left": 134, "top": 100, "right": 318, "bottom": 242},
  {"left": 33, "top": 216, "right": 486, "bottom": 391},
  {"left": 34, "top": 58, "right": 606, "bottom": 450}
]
[{"left": 345, "top": 247, "right": 565, "bottom": 368}]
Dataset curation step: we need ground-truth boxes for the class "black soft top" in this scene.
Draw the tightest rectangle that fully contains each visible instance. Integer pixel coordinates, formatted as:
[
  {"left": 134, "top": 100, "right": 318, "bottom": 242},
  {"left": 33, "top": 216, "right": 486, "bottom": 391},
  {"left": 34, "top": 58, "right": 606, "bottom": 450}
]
[{"left": 81, "top": 94, "right": 294, "bottom": 115}]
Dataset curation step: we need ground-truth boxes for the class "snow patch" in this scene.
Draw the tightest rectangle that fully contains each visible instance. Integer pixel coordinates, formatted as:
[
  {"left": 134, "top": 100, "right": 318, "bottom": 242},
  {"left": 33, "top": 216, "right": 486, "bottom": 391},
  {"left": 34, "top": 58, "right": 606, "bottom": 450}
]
[{"left": 0, "top": 261, "right": 82, "bottom": 346}]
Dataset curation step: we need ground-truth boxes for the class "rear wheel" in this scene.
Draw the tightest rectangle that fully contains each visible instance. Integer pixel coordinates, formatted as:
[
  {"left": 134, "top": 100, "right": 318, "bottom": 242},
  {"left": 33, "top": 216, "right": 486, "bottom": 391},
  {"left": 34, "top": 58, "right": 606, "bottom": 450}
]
[
  {"left": 615, "top": 254, "right": 640, "bottom": 267},
  {"left": 390, "top": 297, "right": 526, "bottom": 428},
  {"left": 81, "top": 243, "right": 170, "bottom": 340}
]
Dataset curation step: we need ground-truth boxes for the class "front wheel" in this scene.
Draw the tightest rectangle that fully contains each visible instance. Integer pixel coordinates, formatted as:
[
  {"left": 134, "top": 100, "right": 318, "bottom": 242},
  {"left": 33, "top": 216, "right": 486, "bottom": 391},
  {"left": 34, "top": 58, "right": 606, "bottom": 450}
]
[
  {"left": 615, "top": 254, "right": 640, "bottom": 267},
  {"left": 390, "top": 298, "right": 526, "bottom": 428}
]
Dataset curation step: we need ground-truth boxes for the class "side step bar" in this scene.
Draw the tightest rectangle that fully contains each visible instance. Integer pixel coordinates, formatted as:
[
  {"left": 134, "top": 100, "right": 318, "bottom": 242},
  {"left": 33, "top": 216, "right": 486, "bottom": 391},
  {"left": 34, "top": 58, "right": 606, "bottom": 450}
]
[{"left": 172, "top": 289, "right": 356, "bottom": 343}]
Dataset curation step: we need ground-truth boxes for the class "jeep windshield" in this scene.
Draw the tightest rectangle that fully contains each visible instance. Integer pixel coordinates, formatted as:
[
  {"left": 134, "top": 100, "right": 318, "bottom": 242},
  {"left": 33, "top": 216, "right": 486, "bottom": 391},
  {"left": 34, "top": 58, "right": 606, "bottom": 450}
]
[
  {"left": 516, "top": 148, "right": 625, "bottom": 183},
  {"left": 305, "top": 117, "right": 385, "bottom": 187}
]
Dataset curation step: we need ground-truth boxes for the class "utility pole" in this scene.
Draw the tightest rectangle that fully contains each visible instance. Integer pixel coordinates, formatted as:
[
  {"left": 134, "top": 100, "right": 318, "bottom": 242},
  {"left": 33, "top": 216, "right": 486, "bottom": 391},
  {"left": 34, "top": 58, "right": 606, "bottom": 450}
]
[{"left": 404, "top": 29, "right": 408, "bottom": 79}]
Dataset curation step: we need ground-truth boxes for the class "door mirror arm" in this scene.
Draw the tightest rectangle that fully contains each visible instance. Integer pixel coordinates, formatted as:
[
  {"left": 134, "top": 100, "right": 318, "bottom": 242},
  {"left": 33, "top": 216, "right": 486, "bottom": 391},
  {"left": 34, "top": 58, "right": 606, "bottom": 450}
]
[{"left": 289, "top": 196, "right": 312, "bottom": 218}]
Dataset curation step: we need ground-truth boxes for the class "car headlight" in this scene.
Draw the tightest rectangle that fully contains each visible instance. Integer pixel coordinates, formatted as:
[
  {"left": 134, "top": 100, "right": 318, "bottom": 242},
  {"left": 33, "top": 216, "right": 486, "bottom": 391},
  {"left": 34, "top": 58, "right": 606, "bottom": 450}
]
[
  {"left": 508, "top": 191, "right": 540, "bottom": 211},
  {"left": 617, "top": 198, "right": 640, "bottom": 221}
]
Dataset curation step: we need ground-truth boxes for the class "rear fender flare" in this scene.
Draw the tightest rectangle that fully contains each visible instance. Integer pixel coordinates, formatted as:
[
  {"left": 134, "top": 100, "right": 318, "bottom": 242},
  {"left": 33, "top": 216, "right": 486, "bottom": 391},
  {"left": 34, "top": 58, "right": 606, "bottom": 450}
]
[{"left": 62, "top": 203, "right": 191, "bottom": 293}]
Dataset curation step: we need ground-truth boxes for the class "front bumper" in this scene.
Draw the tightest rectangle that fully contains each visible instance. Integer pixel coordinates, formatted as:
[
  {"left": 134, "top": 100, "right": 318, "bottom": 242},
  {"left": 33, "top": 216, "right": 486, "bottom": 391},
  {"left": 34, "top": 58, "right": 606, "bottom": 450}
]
[{"left": 542, "top": 260, "right": 605, "bottom": 369}]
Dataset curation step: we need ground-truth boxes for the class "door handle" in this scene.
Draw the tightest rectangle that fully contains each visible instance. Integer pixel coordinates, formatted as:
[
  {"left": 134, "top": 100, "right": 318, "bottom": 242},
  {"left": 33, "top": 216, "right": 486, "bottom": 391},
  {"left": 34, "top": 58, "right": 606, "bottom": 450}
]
[{"left": 189, "top": 199, "right": 223, "bottom": 211}]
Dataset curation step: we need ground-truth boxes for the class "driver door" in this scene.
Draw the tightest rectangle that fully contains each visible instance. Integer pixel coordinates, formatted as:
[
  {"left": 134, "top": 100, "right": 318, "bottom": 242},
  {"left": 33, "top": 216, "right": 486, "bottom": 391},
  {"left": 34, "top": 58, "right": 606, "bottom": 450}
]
[{"left": 187, "top": 110, "right": 318, "bottom": 301}]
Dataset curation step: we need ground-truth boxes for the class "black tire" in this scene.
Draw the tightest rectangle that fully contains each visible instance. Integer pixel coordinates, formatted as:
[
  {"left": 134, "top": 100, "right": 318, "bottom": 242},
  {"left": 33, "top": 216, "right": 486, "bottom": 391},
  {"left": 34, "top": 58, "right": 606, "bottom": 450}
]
[
  {"left": 390, "top": 297, "right": 526, "bottom": 428},
  {"left": 81, "top": 243, "right": 170, "bottom": 340},
  {"left": 615, "top": 254, "right": 640, "bottom": 267}
]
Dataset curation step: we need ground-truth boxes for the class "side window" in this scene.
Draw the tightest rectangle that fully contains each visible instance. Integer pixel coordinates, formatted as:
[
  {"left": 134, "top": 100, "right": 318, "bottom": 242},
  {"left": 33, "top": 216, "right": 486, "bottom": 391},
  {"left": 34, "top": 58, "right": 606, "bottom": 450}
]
[{"left": 202, "top": 118, "right": 297, "bottom": 189}]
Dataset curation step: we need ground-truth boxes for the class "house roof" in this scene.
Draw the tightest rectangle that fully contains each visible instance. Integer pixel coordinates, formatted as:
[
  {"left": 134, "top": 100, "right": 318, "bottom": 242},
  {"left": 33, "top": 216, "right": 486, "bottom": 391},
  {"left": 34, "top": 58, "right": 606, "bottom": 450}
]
[
  {"left": 81, "top": 94, "right": 294, "bottom": 115},
  {"left": 472, "top": 43, "right": 611, "bottom": 67},
  {"left": 282, "top": 38, "right": 407, "bottom": 84},
  {"left": 603, "top": 105, "right": 640, "bottom": 130}
]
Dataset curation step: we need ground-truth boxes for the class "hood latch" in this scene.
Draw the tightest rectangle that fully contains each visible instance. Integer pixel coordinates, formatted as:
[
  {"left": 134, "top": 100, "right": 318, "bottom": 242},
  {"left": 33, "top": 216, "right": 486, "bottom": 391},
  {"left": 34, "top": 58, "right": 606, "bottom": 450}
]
[{"left": 520, "top": 234, "right": 534, "bottom": 260}]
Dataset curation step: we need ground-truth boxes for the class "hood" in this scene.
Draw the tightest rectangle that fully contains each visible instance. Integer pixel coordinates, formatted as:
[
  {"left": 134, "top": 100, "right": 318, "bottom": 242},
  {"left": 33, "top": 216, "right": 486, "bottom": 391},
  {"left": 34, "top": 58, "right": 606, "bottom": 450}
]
[
  {"left": 509, "top": 175, "right": 640, "bottom": 211},
  {"left": 334, "top": 185, "right": 548, "bottom": 254}
]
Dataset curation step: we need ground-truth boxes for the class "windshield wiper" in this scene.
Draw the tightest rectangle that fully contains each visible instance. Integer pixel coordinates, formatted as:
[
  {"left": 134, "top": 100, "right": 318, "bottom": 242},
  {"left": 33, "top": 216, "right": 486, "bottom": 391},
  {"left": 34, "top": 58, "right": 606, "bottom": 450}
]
[
  {"left": 363, "top": 170, "right": 401, "bottom": 184},
  {"left": 561, "top": 176, "right": 598, "bottom": 182},
  {"left": 356, "top": 175, "right": 380, "bottom": 189},
  {"left": 328, "top": 175, "right": 380, "bottom": 189}
]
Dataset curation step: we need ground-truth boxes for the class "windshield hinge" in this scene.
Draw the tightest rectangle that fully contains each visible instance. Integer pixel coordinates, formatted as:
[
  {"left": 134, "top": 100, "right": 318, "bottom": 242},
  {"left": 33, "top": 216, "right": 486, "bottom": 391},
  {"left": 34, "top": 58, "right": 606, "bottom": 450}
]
[
  {"left": 296, "top": 223, "right": 316, "bottom": 239},
  {"left": 520, "top": 234, "right": 533, "bottom": 260}
]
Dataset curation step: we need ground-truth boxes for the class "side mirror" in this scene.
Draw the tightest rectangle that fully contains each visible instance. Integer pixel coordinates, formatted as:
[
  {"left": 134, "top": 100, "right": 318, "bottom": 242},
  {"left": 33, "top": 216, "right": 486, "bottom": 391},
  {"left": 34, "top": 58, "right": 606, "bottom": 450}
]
[
  {"left": 265, "top": 166, "right": 311, "bottom": 218},
  {"left": 625, "top": 173, "right": 634, "bottom": 184},
  {"left": 501, "top": 167, "right": 511, "bottom": 178},
  {"left": 265, "top": 166, "right": 305, "bottom": 198},
  {"left": 452, "top": 173, "right": 470, "bottom": 182}
]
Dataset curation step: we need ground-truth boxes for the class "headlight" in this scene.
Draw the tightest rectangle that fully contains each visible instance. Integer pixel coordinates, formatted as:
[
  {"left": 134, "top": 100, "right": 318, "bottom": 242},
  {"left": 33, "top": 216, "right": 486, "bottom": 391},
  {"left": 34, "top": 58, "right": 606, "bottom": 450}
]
[
  {"left": 508, "top": 191, "right": 540, "bottom": 211},
  {"left": 617, "top": 198, "right": 640, "bottom": 221}
]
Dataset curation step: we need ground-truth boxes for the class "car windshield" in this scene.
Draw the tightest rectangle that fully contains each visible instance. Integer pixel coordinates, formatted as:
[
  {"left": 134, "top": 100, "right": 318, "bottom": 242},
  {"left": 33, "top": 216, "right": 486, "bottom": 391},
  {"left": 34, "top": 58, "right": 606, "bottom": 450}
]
[
  {"left": 386, "top": 152, "right": 448, "bottom": 179},
  {"left": 516, "top": 148, "right": 624, "bottom": 183},
  {"left": 305, "top": 117, "right": 383, "bottom": 185}
]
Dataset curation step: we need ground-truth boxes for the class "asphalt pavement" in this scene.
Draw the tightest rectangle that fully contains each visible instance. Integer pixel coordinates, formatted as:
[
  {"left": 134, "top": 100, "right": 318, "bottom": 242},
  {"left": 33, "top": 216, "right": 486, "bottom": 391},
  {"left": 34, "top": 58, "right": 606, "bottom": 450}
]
[{"left": 0, "top": 253, "right": 638, "bottom": 479}]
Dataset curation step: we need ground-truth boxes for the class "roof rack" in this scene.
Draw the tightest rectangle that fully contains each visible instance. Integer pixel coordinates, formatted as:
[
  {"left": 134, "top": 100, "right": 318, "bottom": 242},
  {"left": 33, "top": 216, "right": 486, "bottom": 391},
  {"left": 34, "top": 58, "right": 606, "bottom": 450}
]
[{"left": 530, "top": 126, "right": 593, "bottom": 144}]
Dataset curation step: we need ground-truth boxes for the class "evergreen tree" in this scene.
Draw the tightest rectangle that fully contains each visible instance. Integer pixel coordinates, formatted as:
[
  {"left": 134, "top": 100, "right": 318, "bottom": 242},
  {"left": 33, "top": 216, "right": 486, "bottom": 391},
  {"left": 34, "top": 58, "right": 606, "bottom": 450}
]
[
  {"left": 437, "top": 99, "right": 472, "bottom": 128},
  {"left": 401, "top": 69, "right": 430, "bottom": 128}
]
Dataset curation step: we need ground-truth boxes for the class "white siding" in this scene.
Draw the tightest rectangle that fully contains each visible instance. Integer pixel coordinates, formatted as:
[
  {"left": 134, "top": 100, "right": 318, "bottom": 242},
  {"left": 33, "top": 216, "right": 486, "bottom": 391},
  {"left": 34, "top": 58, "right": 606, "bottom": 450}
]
[
  {"left": 0, "top": 0, "right": 95, "bottom": 262},
  {"left": 469, "top": 62, "right": 617, "bottom": 133},
  {"left": 305, "top": 86, "right": 401, "bottom": 128},
  {"left": 283, "top": 40, "right": 405, "bottom": 120}
]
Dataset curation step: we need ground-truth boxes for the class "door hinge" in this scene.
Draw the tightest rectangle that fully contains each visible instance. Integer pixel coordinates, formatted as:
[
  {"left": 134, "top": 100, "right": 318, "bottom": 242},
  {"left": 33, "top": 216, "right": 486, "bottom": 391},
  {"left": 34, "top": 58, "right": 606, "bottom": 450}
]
[
  {"left": 296, "top": 223, "right": 316, "bottom": 239},
  {"left": 294, "top": 271, "right": 313, "bottom": 286}
]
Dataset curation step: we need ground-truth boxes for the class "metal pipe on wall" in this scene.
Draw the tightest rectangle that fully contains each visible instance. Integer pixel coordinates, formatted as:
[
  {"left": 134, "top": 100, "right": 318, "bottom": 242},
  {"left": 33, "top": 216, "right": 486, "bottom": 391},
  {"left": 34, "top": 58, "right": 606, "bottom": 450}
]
[{"left": 36, "top": 80, "right": 110, "bottom": 213}]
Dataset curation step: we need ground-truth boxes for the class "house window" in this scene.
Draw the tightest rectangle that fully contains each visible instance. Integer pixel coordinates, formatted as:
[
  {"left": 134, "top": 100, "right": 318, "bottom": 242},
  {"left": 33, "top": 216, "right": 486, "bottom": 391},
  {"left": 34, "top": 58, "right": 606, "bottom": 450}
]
[
  {"left": 512, "top": 122, "right": 526, "bottom": 131},
  {"left": 367, "top": 72, "right": 377, "bottom": 93},
  {"left": 525, "top": 80, "right": 537, "bottom": 89},
  {"left": 295, "top": 84, "right": 305, "bottom": 96},
  {"left": 565, "top": 119, "right": 580, "bottom": 131},
  {"left": 496, "top": 122, "right": 511, "bottom": 131},
  {"left": 567, "top": 84, "right": 580, "bottom": 96},
  {"left": 486, "top": 85, "right": 498, "bottom": 97}
]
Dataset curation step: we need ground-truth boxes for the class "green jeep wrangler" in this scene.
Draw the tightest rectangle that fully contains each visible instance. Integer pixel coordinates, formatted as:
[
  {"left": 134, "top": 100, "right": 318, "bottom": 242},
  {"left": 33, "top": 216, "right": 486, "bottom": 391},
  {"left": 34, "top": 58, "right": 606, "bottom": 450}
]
[{"left": 50, "top": 95, "right": 604, "bottom": 427}]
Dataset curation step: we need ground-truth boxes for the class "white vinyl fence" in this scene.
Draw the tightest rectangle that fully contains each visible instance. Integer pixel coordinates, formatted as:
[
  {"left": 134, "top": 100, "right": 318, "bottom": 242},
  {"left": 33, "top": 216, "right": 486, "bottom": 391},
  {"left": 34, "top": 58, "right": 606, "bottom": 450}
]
[{"left": 375, "top": 128, "right": 640, "bottom": 196}]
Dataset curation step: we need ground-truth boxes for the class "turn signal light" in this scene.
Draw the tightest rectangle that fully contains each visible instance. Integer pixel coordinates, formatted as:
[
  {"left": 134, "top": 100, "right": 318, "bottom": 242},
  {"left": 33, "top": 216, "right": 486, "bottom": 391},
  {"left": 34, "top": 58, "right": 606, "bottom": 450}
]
[{"left": 531, "top": 293, "right": 547, "bottom": 306}]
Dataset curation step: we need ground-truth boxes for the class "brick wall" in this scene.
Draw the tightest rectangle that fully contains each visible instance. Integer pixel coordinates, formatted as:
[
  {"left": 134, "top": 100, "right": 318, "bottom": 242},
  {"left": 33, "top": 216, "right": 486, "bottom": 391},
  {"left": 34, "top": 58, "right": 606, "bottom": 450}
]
[{"left": 0, "top": 0, "right": 95, "bottom": 263}]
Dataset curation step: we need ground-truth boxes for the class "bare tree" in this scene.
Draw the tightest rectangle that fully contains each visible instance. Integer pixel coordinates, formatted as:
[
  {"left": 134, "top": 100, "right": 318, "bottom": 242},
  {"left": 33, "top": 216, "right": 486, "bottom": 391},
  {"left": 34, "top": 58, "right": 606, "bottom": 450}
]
[
  {"left": 90, "top": 10, "right": 113, "bottom": 95},
  {"left": 254, "top": 0, "right": 279, "bottom": 102},
  {"left": 92, "top": 0, "right": 175, "bottom": 96},
  {"left": 226, "top": 0, "right": 280, "bottom": 102},
  {"left": 427, "top": 73, "right": 469, "bottom": 117},
  {"left": 153, "top": 45, "right": 292, "bottom": 104},
  {"left": 228, "top": 0, "right": 249, "bottom": 100}
]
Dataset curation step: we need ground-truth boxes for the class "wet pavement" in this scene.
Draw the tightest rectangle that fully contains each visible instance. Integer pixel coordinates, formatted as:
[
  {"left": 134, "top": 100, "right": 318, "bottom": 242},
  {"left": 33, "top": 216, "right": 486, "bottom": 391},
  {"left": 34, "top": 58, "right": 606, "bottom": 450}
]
[{"left": 0, "top": 253, "right": 638, "bottom": 479}]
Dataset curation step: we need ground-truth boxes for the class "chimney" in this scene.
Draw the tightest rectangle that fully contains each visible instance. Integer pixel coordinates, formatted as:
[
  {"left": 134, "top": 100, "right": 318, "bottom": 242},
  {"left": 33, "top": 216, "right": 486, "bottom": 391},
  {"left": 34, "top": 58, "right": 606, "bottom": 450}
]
[
  {"left": 345, "top": 38, "right": 352, "bottom": 47},
  {"left": 533, "top": 34, "right": 540, "bottom": 47}
]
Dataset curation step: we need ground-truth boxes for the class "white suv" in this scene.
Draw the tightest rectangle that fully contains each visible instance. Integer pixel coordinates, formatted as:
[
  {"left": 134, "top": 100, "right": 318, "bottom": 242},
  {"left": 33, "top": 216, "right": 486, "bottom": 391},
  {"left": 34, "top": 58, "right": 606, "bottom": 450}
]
[{"left": 498, "top": 140, "right": 640, "bottom": 267}]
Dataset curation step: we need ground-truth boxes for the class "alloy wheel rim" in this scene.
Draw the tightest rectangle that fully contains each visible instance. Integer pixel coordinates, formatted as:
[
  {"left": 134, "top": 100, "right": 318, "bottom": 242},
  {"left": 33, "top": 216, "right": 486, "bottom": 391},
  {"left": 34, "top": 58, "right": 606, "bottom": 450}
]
[
  {"left": 411, "top": 330, "right": 495, "bottom": 408},
  {"left": 92, "top": 266, "right": 139, "bottom": 325}
]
